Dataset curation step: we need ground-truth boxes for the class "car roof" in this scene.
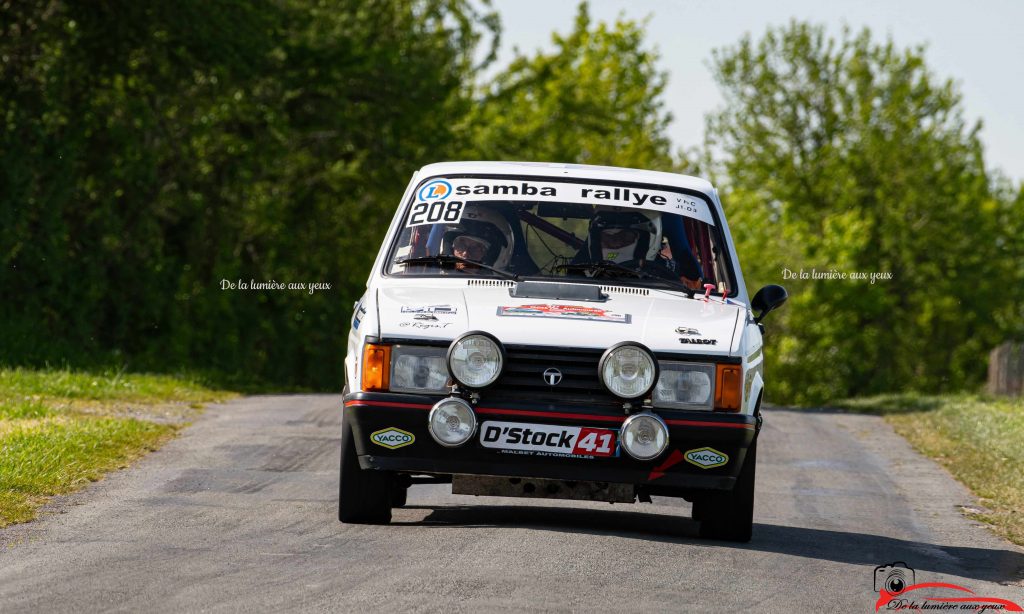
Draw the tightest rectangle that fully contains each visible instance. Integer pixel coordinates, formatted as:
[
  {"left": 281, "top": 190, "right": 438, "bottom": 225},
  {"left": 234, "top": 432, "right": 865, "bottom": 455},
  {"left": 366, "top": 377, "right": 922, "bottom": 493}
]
[{"left": 415, "top": 161, "right": 716, "bottom": 196}]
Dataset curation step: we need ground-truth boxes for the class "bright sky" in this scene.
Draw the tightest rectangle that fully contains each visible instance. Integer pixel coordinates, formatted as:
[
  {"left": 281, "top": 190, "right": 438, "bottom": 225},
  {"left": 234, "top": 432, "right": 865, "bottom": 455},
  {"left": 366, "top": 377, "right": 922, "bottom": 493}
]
[{"left": 481, "top": 0, "right": 1024, "bottom": 183}]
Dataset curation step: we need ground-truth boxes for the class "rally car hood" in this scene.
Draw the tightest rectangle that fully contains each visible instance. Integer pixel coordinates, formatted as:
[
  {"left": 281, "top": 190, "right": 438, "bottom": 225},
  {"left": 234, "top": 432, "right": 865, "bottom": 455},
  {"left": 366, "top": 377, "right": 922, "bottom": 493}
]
[{"left": 376, "top": 282, "right": 744, "bottom": 355}]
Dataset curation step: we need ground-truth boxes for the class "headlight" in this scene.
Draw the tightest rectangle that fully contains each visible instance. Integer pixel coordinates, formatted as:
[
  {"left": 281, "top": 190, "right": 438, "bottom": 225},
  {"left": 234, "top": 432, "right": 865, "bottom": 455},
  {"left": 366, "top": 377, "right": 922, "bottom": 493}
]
[
  {"left": 428, "top": 397, "right": 477, "bottom": 447},
  {"left": 621, "top": 412, "right": 669, "bottom": 460},
  {"left": 447, "top": 332, "right": 504, "bottom": 388},
  {"left": 653, "top": 362, "right": 715, "bottom": 410},
  {"left": 599, "top": 342, "right": 657, "bottom": 399},
  {"left": 390, "top": 345, "right": 449, "bottom": 393}
]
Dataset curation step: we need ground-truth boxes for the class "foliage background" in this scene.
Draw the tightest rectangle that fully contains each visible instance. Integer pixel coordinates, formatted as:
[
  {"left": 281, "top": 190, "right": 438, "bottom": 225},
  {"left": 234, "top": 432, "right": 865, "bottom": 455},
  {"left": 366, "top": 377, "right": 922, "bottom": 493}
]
[
  {"left": 704, "top": 23, "right": 1024, "bottom": 403},
  {"left": 2, "top": 1, "right": 1021, "bottom": 401}
]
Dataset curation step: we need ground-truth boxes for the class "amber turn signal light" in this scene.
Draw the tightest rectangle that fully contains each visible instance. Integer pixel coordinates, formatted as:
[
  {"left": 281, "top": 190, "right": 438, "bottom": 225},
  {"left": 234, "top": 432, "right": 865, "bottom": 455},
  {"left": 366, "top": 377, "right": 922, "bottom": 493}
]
[
  {"left": 362, "top": 343, "right": 391, "bottom": 392},
  {"left": 714, "top": 364, "right": 742, "bottom": 412}
]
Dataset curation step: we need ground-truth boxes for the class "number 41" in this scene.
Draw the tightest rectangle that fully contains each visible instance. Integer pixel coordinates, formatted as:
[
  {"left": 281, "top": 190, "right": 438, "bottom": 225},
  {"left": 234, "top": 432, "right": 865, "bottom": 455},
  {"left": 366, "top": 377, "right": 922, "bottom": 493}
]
[{"left": 577, "top": 430, "right": 612, "bottom": 454}]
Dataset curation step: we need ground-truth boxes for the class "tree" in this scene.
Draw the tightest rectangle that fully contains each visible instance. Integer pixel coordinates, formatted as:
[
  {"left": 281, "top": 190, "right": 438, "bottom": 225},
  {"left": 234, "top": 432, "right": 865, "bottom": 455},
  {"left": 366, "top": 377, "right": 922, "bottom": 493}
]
[
  {"left": 1, "top": 0, "right": 497, "bottom": 387},
  {"left": 462, "top": 2, "right": 679, "bottom": 171},
  {"left": 705, "top": 22, "right": 1022, "bottom": 403}
]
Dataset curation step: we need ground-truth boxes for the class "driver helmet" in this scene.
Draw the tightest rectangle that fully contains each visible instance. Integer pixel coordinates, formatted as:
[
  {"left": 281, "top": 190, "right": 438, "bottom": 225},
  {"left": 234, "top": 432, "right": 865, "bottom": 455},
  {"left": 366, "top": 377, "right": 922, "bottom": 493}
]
[
  {"left": 441, "top": 205, "right": 514, "bottom": 269},
  {"left": 588, "top": 208, "right": 662, "bottom": 264}
]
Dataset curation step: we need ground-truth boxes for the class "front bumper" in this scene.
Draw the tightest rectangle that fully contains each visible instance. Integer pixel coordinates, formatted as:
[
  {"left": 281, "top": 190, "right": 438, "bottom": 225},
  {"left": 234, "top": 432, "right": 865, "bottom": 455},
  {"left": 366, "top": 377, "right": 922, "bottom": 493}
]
[{"left": 344, "top": 391, "right": 758, "bottom": 493}]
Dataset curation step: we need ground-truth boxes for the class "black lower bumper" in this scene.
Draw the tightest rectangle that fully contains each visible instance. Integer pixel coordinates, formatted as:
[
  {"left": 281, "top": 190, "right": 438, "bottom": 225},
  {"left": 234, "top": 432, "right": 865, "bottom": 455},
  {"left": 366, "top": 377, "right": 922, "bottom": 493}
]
[{"left": 343, "top": 392, "right": 758, "bottom": 492}]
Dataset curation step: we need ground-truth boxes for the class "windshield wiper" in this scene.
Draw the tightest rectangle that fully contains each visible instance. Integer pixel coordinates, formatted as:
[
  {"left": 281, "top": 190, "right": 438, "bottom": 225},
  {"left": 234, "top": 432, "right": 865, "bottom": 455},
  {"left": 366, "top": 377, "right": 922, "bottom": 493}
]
[
  {"left": 556, "top": 260, "right": 695, "bottom": 298},
  {"left": 395, "top": 255, "right": 519, "bottom": 281}
]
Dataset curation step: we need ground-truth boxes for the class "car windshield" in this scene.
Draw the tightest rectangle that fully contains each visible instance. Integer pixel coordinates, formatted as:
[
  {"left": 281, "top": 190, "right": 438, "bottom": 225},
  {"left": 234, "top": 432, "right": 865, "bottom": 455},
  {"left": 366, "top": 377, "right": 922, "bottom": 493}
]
[{"left": 386, "top": 176, "right": 735, "bottom": 294}]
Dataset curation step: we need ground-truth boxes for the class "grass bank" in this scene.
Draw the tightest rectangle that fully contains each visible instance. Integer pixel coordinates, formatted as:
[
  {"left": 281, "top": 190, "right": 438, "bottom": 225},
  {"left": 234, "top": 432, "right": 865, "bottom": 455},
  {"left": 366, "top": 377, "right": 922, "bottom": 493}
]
[
  {"left": 0, "top": 368, "right": 235, "bottom": 527},
  {"left": 834, "top": 393, "right": 1023, "bottom": 546}
]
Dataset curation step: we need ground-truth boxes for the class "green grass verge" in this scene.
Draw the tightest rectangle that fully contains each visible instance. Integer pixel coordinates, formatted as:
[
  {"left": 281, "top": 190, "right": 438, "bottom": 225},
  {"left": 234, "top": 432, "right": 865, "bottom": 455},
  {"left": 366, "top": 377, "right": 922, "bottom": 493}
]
[
  {"left": 0, "top": 367, "right": 235, "bottom": 527},
  {"left": 834, "top": 393, "right": 1024, "bottom": 546},
  {"left": 1, "top": 368, "right": 232, "bottom": 403}
]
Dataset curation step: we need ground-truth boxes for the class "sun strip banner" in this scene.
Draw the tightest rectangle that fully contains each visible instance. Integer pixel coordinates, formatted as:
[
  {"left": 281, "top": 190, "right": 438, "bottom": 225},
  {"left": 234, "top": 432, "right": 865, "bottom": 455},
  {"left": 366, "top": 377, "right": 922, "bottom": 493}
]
[{"left": 408, "top": 178, "right": 714, "bottom": 226}]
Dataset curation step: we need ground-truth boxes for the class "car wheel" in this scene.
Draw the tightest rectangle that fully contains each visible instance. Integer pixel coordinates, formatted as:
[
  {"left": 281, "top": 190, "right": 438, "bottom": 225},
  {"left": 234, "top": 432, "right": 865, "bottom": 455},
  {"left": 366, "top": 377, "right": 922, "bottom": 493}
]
[
  {"left": 391, "top": 484, "right": 409, "bottom": 508},
  {"left": 691, "top": 498, "right": 707, "bottom": 522},
  {"left": 697, "top": 438, "right": 756, "bottom": 542},
  {"left": 338, "top": 415, "right": 393, "bottom": 524}
]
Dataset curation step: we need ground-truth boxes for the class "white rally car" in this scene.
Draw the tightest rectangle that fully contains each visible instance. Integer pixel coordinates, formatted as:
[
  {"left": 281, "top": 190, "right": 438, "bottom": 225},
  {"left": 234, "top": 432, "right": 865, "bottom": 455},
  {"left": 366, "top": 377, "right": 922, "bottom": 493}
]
[{"left": 340, "top": 161, "right": 787, "bottom": 541}]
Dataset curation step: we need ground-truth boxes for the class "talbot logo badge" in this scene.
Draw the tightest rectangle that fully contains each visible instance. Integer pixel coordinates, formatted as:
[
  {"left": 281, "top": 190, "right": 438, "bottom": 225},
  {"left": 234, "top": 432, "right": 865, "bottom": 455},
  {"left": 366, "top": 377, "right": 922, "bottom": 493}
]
[
  {"left": 543, "top": 368, "right": 563, "bottom": 386},
  {"left": 676, "top": 327, "right": 700, "bottom": 336}
]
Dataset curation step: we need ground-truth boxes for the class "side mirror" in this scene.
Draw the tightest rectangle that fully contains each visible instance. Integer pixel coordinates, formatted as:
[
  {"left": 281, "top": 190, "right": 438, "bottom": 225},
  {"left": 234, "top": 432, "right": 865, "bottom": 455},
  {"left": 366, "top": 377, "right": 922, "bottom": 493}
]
[{"left": 752, "top": 284, "right": 788, "bottom": 324}]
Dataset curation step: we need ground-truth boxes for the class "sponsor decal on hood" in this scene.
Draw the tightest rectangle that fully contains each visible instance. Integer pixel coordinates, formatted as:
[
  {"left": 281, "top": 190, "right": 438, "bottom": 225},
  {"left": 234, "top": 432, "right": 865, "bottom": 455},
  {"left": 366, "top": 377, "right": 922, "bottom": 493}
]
[
  {"left": 496, "top": 304, "right": 631, "bottom": 324},
  {"left": 375, "top": 284, "right": 742, "bottom": 353},
  {"left": 676, "top": 325, "right": 717, "bottom": 345},
  {"left": 401, "top": 304, "right": 457, "bottom": 315}
]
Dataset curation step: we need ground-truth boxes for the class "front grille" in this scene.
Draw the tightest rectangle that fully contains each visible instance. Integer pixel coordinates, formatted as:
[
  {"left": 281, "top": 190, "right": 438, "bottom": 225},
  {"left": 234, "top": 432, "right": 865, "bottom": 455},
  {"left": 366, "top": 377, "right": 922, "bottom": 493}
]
[{"left": 486, "top": 345, "right": 618, "bottom": 406}]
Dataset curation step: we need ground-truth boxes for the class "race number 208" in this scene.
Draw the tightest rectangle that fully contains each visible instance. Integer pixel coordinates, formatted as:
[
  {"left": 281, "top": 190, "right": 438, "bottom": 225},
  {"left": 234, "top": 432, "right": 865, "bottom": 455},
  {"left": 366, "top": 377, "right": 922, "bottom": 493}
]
[{"left": 408, "top": 201, "right": 465, "bottom": 226}]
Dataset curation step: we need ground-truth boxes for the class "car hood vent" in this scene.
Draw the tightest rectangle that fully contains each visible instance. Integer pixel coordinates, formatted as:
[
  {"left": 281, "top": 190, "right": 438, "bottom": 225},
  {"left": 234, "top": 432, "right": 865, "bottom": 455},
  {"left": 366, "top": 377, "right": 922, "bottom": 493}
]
[
  {"left": 600, "top": 285, "right": 649, "bottom": 296},
  {"left": 509, "top": 281, "right": 606, "bottom": 302},
  {"left": 464, "top": 279, "right": 649, "bottom": 296}
]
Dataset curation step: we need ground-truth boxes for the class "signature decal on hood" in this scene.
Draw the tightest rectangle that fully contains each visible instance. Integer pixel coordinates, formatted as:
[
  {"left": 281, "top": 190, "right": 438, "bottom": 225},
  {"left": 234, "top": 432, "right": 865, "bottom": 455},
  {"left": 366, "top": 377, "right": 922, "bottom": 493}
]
[
  {"left": 399, "top": 321, "right": 453, "bottom": 330},
  {"left": 497, "top": 304, "right": 631, "bottom": 324},
  {"left": 401, "top": 304, "right": 457, "bottom": 315}
]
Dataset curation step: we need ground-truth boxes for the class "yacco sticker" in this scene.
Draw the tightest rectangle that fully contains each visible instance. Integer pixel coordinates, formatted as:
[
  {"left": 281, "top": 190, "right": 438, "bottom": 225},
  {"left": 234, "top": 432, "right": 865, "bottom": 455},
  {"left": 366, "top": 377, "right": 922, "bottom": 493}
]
[
  {"left": 370, "top": 428, "right": 415, "bottom": 449},
  {"left": 496, "top": 304, "right": 630, "bottom": 324},
  {"left": 407, "top": 178, "right": 715, "bottom": 226},
  {"left": 684, "top": 447, "right": 729, "bottom": 469}
]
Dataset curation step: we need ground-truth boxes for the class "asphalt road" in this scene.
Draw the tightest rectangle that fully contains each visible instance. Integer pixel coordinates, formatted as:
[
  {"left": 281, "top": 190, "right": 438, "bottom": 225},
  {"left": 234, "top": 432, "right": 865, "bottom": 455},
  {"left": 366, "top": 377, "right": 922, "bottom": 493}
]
[{"left": 1, "top": 395, "right": 1022, "bottom": 612}]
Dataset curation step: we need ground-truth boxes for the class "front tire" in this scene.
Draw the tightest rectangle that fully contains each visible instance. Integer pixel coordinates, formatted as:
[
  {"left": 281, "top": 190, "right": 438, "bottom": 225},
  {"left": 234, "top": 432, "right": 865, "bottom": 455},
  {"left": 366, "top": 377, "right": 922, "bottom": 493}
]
[
  {"left": 696, "top": 438, "right": 756, "bottom": 542},
  {"left": 338, "top": 416, "right": 393, "bottom": 524},
  {"left": 391, "top": 484, "right": 409, "bottom": 508}
]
